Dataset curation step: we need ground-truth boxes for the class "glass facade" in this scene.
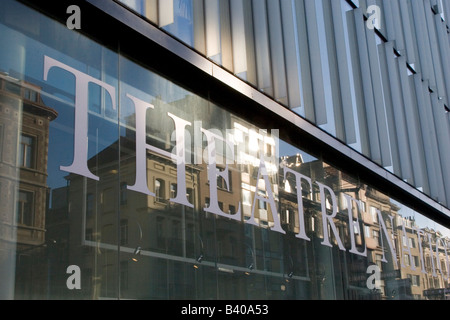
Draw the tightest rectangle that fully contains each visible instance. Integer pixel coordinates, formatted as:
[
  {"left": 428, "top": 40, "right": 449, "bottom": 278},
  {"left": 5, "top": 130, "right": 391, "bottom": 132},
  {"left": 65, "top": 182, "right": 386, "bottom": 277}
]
[
  {"left": 0, "top": 0, "right": 449, "bottom": 300},
  {"left": 118, "top": 0, "right": 450, "bottom": 210}
]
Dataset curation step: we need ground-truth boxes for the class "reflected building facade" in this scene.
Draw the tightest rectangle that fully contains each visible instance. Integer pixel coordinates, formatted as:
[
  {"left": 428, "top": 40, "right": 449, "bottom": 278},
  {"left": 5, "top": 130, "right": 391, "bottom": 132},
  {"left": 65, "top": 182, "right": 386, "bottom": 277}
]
[
  {"left": 0, "top": 0, "right": 449, "bottom": 300},
  {"left": 0, "top": 73, "right": 57, "bottom": 298}
]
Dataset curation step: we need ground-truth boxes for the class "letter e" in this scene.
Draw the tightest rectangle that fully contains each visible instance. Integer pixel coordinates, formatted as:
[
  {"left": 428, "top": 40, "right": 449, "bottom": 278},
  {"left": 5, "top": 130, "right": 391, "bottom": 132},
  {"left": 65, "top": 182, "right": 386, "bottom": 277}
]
[{"left": 66, "top": 265, "right": 81, "bottom": 290}]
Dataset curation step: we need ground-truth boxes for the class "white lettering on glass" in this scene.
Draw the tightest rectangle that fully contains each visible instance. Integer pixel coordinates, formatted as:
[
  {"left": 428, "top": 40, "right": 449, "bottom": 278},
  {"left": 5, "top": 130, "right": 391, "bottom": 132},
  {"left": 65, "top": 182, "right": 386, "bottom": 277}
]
[
  {"left": 344, "top": 194, "right": 367, "bottom": 257},
  {"left": 316, "top": 182, "right": 345, "bottom": 251},
  {"left": 42, "top": 56, "right": 450, "bottom": 273},
  {"left": 248, "top": 155, "right": 285, "bottom": 234},
  {"left": 377, "top": 209, "right": 398, "bottom": 269},
  {"left": 202, "top": 127, "right": 242, "bottom": 221},
  {"left": 283, "top": 167, "right": 311, "bottom": 241},
  {"left": 126, "top": 94, "right": 193, "bottom": 208},
  {"left": 43, "top": 55, "right": 116, "bottom": 181}
]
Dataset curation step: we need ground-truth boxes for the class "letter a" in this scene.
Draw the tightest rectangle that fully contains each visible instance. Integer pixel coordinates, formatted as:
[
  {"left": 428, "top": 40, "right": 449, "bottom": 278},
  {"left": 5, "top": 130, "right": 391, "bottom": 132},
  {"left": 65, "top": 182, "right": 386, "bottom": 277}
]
[
  {"left": 366, "top": 5, "right": 381, "bottom": 30},
  {"left": 366, "top": 265, "right": 381, "bottom": 290},
  {"left": 67, "top": 5, "right": 81, "bottom": 30},
  {"left": 66, "top": 265, "right": 81, "bottom": 290}
]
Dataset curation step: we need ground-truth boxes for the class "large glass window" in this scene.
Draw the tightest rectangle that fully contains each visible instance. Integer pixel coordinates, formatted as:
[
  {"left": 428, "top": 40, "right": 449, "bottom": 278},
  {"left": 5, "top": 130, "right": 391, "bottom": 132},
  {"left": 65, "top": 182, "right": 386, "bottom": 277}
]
[{"left": 0, "top": 0, "right": 449, "bottom": 300}]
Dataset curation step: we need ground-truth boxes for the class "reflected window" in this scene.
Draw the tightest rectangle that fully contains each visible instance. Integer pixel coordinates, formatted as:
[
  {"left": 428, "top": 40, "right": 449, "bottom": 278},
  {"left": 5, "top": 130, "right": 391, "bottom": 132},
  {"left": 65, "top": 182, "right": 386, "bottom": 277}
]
[
  {"left": 409, "top": 237, "right": 416, "bottom": 248},
  {"left": 373, "top": 230, "right": 381, "bottom": 246},
  {"left": 120, "top": 183, "right": 128, "bottom": 205},
  {"left": 364, "top": 226, "right": 371, "bottom": 238},
  {"left": 375, "top": 254, "right": 383, "bottom": 271},
  {"left": 0, "top": 125, "right": 3, "bottom": 161},
  {"left": 120, "top": 219, "right": 128, "bottom": 245},
  {"left": 170, "top": 183, "right": 177, "bottom": 199},
  {"left": 86, "top": 193, "right": 94, "bottom": 216},
  {"left": 370, "top": 206, "right": 378, "bottom": 223},
  {"left": 217, "top": 168, "right": 232, "bottom": 191},
  {"left": 103, "top": 188, "right": 115, "bottom": 212},
  {"left": 187, "top": 188, "right": 193, "bottom": 204},
  {"left": 4, "top": 81, "right": 21, "bottom": 95},
  {"left": 155, "top": 179, "right": 165, "bottom": 202},
  {"left": 16, "top": 190, "right": 33, "bottom": 226},
  {"left": 404, "top": 254, "right": 410, "bottom": 267},
  {"left": 19, "top": 134, "right": 35, "bottom": 169},
  {"left": 413, "top": 256, "right": 419, "bottom": 269},
  {"left": 86, "top": 228, "right": 94, "bottom": 241},
  {"left": 242, "top": 190, "right": 251, "bottom": 205},
  {"left": 120, "top": 261, "right": 129, "bottom": 291},
  {"left": 156, "top": 217, "right": 165, "bottom": 248},
  {"left": 411, "top": 275, "right": 420, "bottom": 287},
  {"left": 360, "top": 201, "right": 366, "bottom": 213},
  {"left": 23, "top": 88, "right": 38, "bottom": 103}
]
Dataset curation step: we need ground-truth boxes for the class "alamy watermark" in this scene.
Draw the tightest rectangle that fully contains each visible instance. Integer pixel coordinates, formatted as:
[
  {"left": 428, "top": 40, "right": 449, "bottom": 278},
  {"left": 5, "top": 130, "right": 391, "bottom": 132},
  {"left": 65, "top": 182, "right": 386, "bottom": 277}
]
[
  {"left": 66, "top": 265, "right": 81, "bottom": 290},
  {"left": 64, "top": 263, "right": 381, "bottom": 291},
  {"left": 366, "top": 265, "right": 381, "bottom": 290},
  {"left": 366, "top": 5, "right": 381, "bottom": 30},
  {"left": 66, "top": 4, "right": 381, "bottom": 31},
  {"left": 66, "top": 5, "right": 81, "bottom": 30}
]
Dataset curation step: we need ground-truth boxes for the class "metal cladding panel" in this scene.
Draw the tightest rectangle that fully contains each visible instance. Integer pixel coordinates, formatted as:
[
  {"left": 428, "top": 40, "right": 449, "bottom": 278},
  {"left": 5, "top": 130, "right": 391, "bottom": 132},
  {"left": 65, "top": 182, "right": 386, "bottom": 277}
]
[
  {"left": 365, "top": 27, "right": 391, "bottom": 167},
  {"left": 414, "top": 75, "right": 446, "bottom": 204},
  {"left": 434, "top": 14, "right": 450, "bottom": 105},
  {"left": 377, "top": 41, "right": 401, "bottom": 176},
  {"left": 267, "top": 0, "right": 288, "bottom": 105},
  {"left": 424, "top": 0, "right": 446, "bottom": 104},
  {"left": 398, "top": 55, "right": 427, "bottom": 190},
  {"left": 354, "top": 8, "right": 382, "bottom": 164},
  {"left": 204, "top": 0, "right": 221, "bottom": 63},
  {"left": 431, "top": 92, "right": 450, "bottom": 205},
  {"left": 330, "top": 0, "right": 357, "bottom": 144},
  {"left": 411, "top": 0, "right": 437, "bottom": 90},
  {"left": 304, "top": 0, "right": 328, "bottom": 126},
  {"left": 293, "top": 0, "right": 316, "bottom": 123},
  {"left": 398, "top": 0, "right": 417, "bottom": 65},
  {"left": 280, "top": 0, "right": 302, "bottom": 110},
  {"left": 252, "top": 0, "right": 272, "bottom": 95},
  {"left": 230, "top": 0, "right": 247, "bottom": 79},
  {"left": 445, "top": 0, "right": 450, "bottom": 25},
  {"left": 390, "top": 0, "right": 406, "bottom": 53},
  {"left": 384, "top": 41, "right": 414, "bottom": 183}
]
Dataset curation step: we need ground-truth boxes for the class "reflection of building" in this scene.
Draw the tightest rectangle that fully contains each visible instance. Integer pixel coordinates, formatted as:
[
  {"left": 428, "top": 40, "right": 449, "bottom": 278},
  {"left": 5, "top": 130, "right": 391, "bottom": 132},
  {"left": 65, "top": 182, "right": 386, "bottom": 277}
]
[
  {"left": 0, "top": 73, "right": 57, "bottom": 298},
  {"left": 362, "top": 187, "right": 400, "bottom": 298},
  {"left": 419, "top": 227, "right": 450, "bottom": 299},
  {"left": 2, "top": 0, "right": 450, "bottom": 302},
  {"left": 279, "top": 156, "right": 406, "bottom": 300},
  {"left": 394, "top": 216, "right": 450, "bottom": 300},
  {"left": 50, "top": 136, "right": 201, "bottom": 299},
  {"left": 395, "top": 216, "right": 426, "bottom": 299}
]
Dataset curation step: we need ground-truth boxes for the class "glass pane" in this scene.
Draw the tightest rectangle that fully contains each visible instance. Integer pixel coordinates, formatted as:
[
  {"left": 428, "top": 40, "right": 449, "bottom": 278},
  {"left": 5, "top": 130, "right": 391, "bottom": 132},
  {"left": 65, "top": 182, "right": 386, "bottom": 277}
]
[
  {"left": 0, "top": 0, "right": 120, "bottom": 299},
  {"left": 0, "top": 0, "right": 449, "bottom": 301}
]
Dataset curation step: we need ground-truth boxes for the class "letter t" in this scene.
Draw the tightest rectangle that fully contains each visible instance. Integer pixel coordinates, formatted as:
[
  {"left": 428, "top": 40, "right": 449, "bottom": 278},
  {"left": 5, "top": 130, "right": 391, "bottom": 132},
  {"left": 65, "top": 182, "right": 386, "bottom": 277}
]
[{"left": 43, "top": 56, "right": 117, "bottom": 181}]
